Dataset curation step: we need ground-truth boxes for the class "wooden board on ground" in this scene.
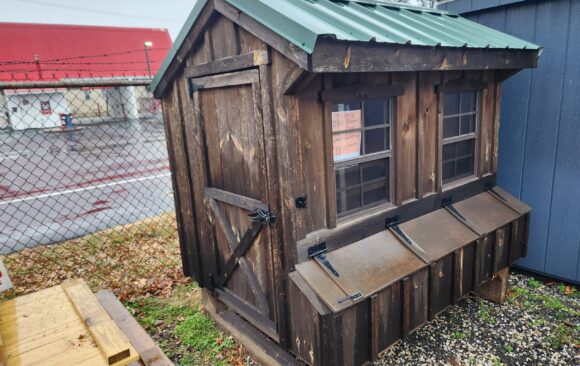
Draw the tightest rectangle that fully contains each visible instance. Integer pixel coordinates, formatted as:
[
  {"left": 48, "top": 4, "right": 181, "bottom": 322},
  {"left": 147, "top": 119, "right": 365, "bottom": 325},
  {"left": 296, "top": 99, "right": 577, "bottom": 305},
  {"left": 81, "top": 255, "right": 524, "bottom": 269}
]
[{"left": 0, "top": 279, "right": 140, "bottom": 366}]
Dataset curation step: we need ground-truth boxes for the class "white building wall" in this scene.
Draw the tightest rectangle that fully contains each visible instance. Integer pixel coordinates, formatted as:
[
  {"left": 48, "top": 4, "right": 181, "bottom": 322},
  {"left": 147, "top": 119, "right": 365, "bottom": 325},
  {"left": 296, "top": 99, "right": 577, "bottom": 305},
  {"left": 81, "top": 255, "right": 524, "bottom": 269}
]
[
  {"left": 105, "top": 86, "right": 140, "bottom": 120},
  {"left": 5, "top": 91, "right": 68, "bottom": 130}
]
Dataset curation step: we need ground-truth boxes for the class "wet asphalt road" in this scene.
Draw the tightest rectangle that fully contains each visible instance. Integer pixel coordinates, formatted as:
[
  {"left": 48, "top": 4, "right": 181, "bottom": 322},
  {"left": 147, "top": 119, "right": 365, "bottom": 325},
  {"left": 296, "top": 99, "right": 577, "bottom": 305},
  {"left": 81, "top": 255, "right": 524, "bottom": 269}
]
[{"left": 0, "top": 117, "right": 175, "bottom": 254}]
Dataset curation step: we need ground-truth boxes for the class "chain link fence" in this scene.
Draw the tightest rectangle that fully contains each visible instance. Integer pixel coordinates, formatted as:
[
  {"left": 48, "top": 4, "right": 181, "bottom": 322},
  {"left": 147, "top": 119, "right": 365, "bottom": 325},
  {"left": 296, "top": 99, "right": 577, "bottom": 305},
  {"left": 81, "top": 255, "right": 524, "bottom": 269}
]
[{"left": 0, "top": 75, "right": 185, "bottom": 301}]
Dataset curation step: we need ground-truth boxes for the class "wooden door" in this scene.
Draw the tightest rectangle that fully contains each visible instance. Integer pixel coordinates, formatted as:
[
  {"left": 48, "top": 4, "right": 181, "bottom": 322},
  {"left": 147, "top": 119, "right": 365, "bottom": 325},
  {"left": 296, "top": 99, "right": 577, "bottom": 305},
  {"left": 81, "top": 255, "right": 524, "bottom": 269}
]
[{"left": 192, "top": 69, "right": 279, "bottom": 341}]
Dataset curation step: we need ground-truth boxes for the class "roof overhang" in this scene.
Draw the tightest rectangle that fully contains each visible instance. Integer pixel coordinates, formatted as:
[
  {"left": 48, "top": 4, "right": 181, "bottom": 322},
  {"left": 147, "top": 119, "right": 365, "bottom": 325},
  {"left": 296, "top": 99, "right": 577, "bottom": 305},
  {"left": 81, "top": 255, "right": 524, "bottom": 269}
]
[
  {"left": 311, "top": 38, "right": 540, "bottom": 73},
  {"left": 152, "top": 0, "right": 542, "bottom": 99}
]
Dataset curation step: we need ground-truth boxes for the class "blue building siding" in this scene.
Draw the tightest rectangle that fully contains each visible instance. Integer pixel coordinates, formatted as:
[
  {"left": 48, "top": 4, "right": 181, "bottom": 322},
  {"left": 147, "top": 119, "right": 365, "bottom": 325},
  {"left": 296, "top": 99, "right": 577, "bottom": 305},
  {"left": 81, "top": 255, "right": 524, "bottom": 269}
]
[{"left": 441, "top": 0, "right": 580, "bottom": 283}]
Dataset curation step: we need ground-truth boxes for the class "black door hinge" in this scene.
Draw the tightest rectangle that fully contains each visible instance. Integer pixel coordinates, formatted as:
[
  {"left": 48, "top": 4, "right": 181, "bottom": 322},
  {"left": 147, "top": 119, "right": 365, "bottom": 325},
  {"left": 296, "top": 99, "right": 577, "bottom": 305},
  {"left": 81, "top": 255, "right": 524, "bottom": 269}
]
[
  {"left": 308, "top": 242, "right": 340, "bottom": 277},
  {"left": 248, "top": 209, "right": 277, "bottom": 224}
]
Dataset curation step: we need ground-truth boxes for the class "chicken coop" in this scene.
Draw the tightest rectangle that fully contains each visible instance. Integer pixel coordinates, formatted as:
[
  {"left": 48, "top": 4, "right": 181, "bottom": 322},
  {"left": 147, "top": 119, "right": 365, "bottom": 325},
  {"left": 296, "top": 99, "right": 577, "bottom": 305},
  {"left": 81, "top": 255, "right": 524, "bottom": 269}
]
[{"left": 151, "top": 1, "right": 541, "bottom": 365}]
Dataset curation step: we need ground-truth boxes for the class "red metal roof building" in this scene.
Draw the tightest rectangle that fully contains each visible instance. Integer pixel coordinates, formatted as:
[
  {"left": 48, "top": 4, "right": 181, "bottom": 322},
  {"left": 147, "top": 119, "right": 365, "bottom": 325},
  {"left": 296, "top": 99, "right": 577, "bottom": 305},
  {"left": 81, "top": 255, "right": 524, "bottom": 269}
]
[{"left": 0, "top": 23, "right": 172, "bottom": 82}]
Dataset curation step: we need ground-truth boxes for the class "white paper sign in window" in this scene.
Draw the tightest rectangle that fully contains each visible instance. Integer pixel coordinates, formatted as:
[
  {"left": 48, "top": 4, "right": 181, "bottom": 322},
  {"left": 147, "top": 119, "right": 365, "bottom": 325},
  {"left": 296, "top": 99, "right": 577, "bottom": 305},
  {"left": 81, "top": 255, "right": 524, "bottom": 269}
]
[{"left": 332, "top": 110, "right": 362, "bottom": 162}]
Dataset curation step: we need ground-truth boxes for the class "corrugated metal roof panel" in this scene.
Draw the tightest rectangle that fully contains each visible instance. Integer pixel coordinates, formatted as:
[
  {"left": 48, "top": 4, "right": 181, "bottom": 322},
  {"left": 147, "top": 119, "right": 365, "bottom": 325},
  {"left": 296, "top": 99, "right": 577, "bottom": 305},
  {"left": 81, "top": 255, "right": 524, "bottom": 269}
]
[
  {"left": 151, "top": 0, "right": 541, "bottom": 94},
  {"left": 225, "top": 0, "right": 541, "bottom": 52}
]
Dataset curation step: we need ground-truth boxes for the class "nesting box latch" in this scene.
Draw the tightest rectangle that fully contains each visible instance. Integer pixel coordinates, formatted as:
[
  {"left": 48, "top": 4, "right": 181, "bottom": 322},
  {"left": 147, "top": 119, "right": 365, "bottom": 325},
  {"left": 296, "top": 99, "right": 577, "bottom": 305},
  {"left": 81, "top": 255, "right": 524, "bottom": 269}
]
[
  {"left": 248, "top": 209, "right": 277, "bottom": 224},
  {"left": 308, "top": 242, "right": 340, "bottom": 277}
]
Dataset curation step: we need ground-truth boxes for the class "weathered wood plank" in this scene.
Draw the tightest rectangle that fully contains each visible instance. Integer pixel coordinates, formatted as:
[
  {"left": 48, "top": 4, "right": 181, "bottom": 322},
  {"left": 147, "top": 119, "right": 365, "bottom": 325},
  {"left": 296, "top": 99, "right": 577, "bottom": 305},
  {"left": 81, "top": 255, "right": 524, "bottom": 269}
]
[
  {"left": 288, "top": 273, "right": 326, "bottom": 366},
  {"left": 215, "top": 288, "right": 278, "bottom": 342},
  {"left": 311, "top": 39, "right": 539, "bottom": 73},
  {"left": 215, "top": 222, "right": 263, "bottom": 288},
  {"left": 417, "top": 71, "right": 440, "bottom": 197},
  {"left": 428, "top": 255, "right": 453, "bottom": 320},
  {"left": 202, "top": 290, "right": 300, "bottom": 366},
  {"left": 402, "top": 269, "right": 428, "bottom": 337},
  {"left": 475, "top": 268, "right": 509, "bottom": 304},
  {"left": 204, "top": 187, "right": 268, "bottom": 211},
  {"left": 62, "top": 280, "right": 137, "bottom": 366},
  {"left": 96, "top": 291, "right": 173, "bottom": 366},
  {"left": 191, "top": 69, "right": 259, "bottom": 90},
  {"left": 208, "top": 13, "right": 239, "bottom": 60},
  {"left": 479, "top": 70, "right": 496, "bottom": 176},
  {"left": 162, "top": 82, "right": 202, "bottom": 283},
  {"left": 320, "top": 83, "right": 404, "bottom": 102},
  {"left": 260, "top": 63, "right": 290, "bottom": 347},
  {"left": 393, "top": 72, "right": 418, "bottom": 204},
  {"left": 370, "top": 282, "right": 402, "bottom": 361},
  {"left": 185, "top": 50, "right": 270, "bottom": 79}
]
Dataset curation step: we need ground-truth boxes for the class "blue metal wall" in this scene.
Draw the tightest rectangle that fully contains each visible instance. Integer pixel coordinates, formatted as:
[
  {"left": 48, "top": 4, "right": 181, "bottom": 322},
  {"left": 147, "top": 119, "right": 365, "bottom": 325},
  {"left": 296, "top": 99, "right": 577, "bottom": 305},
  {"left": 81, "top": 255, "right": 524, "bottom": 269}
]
[{"left": 440, "top": 0, "right": 580, "bottom": 283}]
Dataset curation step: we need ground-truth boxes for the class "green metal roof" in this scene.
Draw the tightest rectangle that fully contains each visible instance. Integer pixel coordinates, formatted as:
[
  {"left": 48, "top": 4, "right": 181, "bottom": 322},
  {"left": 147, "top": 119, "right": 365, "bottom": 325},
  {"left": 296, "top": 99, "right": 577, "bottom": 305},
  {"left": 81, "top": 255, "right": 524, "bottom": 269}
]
[{"left": 152, "top": 0, "right": 541, "bottom": 93}]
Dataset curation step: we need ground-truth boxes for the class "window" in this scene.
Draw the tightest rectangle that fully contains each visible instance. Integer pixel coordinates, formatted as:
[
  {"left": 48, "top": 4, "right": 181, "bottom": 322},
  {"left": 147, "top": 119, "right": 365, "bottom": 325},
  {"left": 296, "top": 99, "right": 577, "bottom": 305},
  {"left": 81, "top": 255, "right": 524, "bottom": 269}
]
[
  {"left": 333, "top": 98, "right": 393, "bottom": 215},
  {"left": 442, "top": 91, "right": 478, "bottom": 184}
]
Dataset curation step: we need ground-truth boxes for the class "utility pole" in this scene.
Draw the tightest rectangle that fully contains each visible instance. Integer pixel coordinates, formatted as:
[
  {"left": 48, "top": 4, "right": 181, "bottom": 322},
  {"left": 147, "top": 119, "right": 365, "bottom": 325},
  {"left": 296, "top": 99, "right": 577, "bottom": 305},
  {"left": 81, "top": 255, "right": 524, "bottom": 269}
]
[{"left": 144, "top": 41, "right": 153, "bottom": 79}]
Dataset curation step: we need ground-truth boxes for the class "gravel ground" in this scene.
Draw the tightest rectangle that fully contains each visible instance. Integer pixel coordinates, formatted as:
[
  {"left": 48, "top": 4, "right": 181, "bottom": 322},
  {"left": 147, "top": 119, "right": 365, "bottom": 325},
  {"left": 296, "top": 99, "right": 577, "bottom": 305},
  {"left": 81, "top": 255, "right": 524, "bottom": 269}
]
[{"left": 375, "top": 272, "right": 579, "bottom": 366}]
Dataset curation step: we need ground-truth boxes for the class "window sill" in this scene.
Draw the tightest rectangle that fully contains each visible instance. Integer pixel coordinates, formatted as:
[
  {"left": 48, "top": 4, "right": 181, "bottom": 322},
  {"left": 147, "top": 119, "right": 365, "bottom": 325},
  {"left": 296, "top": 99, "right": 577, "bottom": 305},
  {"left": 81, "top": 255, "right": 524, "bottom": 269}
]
[
  {"left": 442, "top": 175, "right": 479, "bottom": 192},
  {"left": 336, "top": 202, "right": 396, "bottom": 228}
]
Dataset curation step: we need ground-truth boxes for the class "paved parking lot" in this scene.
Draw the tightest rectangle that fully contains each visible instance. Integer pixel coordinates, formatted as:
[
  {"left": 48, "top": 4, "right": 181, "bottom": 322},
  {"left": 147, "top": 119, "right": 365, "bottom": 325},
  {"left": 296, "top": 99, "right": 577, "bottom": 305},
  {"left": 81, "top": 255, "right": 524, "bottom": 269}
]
[{"left": 0, "top": 117, "right": 175, "bottom": 254}]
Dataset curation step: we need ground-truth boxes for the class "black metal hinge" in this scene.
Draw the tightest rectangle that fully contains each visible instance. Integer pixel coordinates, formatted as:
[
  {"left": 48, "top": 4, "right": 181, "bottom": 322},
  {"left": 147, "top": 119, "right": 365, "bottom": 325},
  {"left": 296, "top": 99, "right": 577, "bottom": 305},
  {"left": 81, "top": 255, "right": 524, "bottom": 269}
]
[
  {"left": 248, "top": 209, "right": 277, "bottom": 224},
  {"left": 442, "top": 196, "right": 467, "bottom": 221},
  {"left": 386, "top": 215, "right": 415, "bottom": 247},
  {"left": 308, "top": 242, "right": 340, "bottom": 277},
  {"left": 484, "top": 184, "right": 507, "bottom": 203}
]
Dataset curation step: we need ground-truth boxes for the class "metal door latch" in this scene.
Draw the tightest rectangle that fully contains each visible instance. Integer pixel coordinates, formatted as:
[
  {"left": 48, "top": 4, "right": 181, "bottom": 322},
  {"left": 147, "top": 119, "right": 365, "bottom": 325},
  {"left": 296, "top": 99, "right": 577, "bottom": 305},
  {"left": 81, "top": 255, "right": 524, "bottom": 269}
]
[
  {"left": 337, "top": 292, "right": 362, "bottom": 304},
  {"left": 248, "top": 209, "right": 277, "bottom": 224},
  {"left": 308, "top": 242, "right": 340, "bottom": 277}
]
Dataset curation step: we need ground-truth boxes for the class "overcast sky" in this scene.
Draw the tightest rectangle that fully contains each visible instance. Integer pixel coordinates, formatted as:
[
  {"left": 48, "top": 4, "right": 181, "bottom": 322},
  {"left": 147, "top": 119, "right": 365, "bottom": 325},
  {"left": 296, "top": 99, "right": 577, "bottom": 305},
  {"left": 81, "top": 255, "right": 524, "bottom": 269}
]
[{"left": 0, "top": 0, "right": 197, "bottom": 40}]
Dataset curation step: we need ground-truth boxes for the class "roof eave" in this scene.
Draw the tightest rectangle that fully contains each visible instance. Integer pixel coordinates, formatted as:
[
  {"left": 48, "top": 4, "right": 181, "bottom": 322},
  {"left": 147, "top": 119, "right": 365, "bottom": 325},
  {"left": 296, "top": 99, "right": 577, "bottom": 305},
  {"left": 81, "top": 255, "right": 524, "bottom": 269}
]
[{"left": 310, "top": 39, "right": 540, "bottom": 73}]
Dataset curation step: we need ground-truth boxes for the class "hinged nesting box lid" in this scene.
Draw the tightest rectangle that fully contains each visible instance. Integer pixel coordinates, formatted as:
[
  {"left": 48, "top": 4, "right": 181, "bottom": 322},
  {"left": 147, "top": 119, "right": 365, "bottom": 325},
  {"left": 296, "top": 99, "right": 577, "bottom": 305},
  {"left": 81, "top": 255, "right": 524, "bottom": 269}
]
[
  {"left": 399, "top": 208, "right": 479, "bottom": 260},
  {"left": 452, "top": 189, "right": 531, "bottom": 235},
  {"left": 296, "top": 230, "right": 425, "bottom": 312}
]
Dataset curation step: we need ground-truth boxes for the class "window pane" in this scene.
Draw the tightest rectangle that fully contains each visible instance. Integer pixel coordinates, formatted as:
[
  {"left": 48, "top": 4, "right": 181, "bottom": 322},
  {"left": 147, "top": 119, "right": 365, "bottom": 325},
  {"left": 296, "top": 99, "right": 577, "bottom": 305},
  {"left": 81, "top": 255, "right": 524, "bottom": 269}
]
[
  {"left": 456, "top": 139, "right": 474, "bottom": 158},
  {"left": 364, "top": 128, "right": 386, "bottom": 154},
  {"left": 361, "top": 158, "right": 388, "bottom": 183},
  {"left": 335, "top": 165, "right": 360, "bottom": 191},
  {"left": 460, "top": 114, "right": 475, "bottom": 135},
  {"left": 456, "top": 156, "right": 474, "bottom": 177},
  {"left": 362, "top": 181, "right": 388, "bottom": 206},
  {"left": 460, "top": 92, "right": 476, "bottom": 113},
  {"left": 442, "top": 139, "right": 475, "bottom": 184},
  {"left": 442, "top": 161, "right": 455, "bottom": 183},
  {"left": 346, "top": 188, "right": 361, "bottom": 211},
  {"left": 364, "top": 98, "right": 386, "bottom": 127},
  {"left": 444, "top": 93, "right": 459, "bottom": 116},
  {"left": 443, "top": 116, "right": 460, "bottom": 138},
  {"left": 443, "top": 143, "right": 455, "bottom": 162}
]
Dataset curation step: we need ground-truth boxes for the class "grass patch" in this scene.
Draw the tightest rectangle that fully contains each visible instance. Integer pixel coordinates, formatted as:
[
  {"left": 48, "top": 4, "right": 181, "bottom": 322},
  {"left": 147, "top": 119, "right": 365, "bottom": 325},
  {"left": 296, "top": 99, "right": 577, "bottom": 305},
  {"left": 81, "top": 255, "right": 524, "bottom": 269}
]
[
  {"left": 127, "top": 282, "right": 249, "bottom": 366},
  {"left": 0, "top": 212, "right": 186, "bottom": 302}
]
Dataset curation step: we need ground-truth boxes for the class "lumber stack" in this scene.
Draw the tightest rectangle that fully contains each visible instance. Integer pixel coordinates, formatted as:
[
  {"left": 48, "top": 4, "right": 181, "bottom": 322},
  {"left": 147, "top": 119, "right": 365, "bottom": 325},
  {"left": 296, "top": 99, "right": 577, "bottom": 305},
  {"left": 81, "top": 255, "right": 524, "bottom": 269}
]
[{"left": 0, "top": 279, "right": 139, "bottom": 366}]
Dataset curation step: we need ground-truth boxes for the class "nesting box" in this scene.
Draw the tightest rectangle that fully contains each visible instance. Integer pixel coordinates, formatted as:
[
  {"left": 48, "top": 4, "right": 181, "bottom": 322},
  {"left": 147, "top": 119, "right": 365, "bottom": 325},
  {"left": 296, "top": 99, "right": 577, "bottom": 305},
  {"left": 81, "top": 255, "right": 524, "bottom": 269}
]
[{"left": 152, "top": 1, "right": 540, "bottom": 365}]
